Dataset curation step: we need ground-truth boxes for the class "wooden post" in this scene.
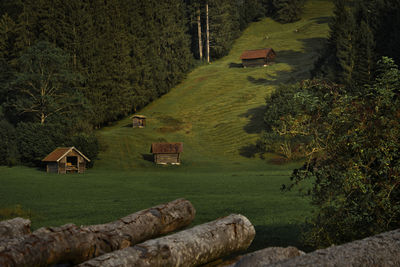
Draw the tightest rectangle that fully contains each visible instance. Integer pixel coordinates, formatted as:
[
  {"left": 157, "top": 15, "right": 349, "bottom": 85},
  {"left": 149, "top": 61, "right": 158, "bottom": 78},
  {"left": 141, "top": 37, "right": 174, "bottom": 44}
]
[{"left": 206, "top": 1, "right": 210, "bottom": 63}]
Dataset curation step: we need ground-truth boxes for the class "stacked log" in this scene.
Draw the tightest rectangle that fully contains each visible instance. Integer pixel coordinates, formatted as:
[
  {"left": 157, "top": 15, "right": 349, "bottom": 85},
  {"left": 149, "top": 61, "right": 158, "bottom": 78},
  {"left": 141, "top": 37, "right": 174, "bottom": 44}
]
[
  {"left": 78, "top": 214, "right": 255, "bottom": 267},
  {"left": 0, "top": 217, "right": 31, "bottom": 239},
  {"left": 232, "top": 246, "right": 304, "bottom": 267},
  {"left": 0, "top": 199, "right": 195, "bottom": 266},
  {"left": 268, "top": 228, "right": 400, "bottom": 267}
]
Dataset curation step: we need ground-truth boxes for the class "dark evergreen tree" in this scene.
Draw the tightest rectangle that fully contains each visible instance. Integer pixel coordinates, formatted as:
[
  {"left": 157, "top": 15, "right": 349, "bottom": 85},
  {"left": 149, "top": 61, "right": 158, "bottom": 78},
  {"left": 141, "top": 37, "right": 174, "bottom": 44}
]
[
  {"left": 208, "top": 0, "right": 240, "bottom": 59},
  {"left": 271, "top": 0, "right": 306, "bottom": 23}
]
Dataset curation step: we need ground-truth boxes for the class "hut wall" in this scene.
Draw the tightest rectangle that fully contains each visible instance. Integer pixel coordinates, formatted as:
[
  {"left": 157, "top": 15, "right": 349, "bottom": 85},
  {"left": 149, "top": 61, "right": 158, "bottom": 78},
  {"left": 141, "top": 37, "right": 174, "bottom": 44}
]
[
  {"left": 133, "top": 118, "right": 145, "bottom": 128},
  {"left": 58, "top": 161, "right": 66, "bottom": 174},
  {"left": 46, "top": 163, "right": 58, "bottom": 173},
  {"left": 155, "top": 153, "right": 180, "bottom": 164},
  {"left": 242, "top": 58, "right": 267, "bottom": 67},
  {"left": 78, "top": 161, "right": 86, "bottom": 174}
]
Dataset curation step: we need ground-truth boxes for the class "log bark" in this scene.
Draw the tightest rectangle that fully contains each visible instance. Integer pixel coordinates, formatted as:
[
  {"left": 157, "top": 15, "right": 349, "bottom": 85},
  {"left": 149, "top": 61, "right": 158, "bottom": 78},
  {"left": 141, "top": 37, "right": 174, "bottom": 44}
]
[
  {"left": 78, "top": 214, "right": 255, "bottom": 267},
  {"left": 0, "top": 198, "right": 195, "bottom": 267},
  {"left": 270, "top": 229, "right": 400, "bottom": 267},
  {"left": 0, "top": 217, "right": 31, "bottom": 239},
  {"left": 232, "top": 247, "right": 304, "bottom": 267}
]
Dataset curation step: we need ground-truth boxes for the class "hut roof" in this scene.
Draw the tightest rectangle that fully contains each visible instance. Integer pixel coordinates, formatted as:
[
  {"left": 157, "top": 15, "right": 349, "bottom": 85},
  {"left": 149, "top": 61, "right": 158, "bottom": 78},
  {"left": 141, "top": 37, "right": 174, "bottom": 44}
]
[
  {"left": 239, "top": 48, "right": 275, "bottom": 60},
  {"left": 42, "top": 147, "right": 90, "bottom": 162},
  {"left": 132, "top": 115, "right": 146, "bottom": 119},
  {"left": 151, "top": 143, "right": 183, "bottom": 154}
]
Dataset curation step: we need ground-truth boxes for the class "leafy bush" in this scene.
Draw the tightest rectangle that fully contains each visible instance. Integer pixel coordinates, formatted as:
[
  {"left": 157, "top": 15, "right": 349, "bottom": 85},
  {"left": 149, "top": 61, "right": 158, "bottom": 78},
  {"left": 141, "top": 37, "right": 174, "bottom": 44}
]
[
  {"left": 261, "top": 80, "right": 344, "bottom": 159},
  {"left": 286, "top": 57, "right": 400, "bottom": 248}
]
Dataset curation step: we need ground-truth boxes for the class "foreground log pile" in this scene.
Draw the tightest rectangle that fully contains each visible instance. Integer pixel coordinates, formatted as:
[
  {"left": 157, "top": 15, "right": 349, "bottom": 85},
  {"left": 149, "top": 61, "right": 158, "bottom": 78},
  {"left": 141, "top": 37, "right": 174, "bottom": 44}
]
[{"left": 1, "top": 199, "right": 400, "bottom": 266}]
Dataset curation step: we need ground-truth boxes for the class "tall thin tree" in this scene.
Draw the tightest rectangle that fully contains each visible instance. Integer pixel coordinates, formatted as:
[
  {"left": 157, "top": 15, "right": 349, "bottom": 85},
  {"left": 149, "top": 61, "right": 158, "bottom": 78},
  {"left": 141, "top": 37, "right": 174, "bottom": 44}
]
[
  {"left": 206, "top": 0, "right": 210, "bottom": 63},
  {"left": 197, "top": 5, "right": 202, "bottom": 60}
]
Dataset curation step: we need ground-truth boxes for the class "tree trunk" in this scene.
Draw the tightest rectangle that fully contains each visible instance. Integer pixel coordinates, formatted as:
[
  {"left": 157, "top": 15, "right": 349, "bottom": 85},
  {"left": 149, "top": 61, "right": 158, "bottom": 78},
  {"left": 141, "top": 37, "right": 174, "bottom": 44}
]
[
  {"left": 206, "top": 1, "right": 210, "bottom": 63},
  {"left": 197, "top": 6, "right": 203, "bottom": 60},
  {"left": 0, "top": 217, "right": 31, "bottom": 239},
  {"left": 268, "top": 229, "right": 400, "bottom": 267},
  {"left": 0, "top": 199, "right": 195, "bottom": 267},
  {"left": 78, "top": 214, "right": 255, "bottom": 267},
  {"left": 232, "top": 247, "right": 304, "bottom": 267}
]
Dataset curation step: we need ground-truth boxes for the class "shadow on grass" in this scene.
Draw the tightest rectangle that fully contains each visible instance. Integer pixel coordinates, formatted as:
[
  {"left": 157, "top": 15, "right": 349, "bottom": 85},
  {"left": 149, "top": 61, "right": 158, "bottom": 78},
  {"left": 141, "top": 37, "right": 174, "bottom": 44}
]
[
  {"left": 229, "top": 62, "right": 243, "bottom": 68},
  {"left": 240, "top": 105, "right": 265, "bottom": 135},
  {"left": 123, "top": 123, "right": 132, "bottom": 128},
  {"left": 249, "top": 223, "right": 312, "bottom": 252},
  {"left": 239, "top": 144, "right": 262, "bottom": 158},
  {"left": 141, "top": 154, "right": 154, "bottom": 162},
  {"left": 311, "top": 16, "right": 331, "bottom": 24}
]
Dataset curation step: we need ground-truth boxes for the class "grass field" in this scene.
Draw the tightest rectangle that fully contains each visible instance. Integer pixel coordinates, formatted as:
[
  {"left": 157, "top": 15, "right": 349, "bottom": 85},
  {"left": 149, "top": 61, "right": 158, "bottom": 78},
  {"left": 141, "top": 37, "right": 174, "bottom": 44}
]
[{"left": 0, "top": 0, "right": 332, "bottom": 251}]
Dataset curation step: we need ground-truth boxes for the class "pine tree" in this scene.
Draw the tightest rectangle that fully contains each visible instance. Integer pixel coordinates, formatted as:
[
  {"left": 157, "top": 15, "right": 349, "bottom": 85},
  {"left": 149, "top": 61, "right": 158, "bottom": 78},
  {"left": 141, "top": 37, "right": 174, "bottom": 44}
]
[
  {"left": 271, "top": 0, "right": 306, "bottom": 23},
  {"left": 208, "top": 0, "right": 240, "bottom": 59}
]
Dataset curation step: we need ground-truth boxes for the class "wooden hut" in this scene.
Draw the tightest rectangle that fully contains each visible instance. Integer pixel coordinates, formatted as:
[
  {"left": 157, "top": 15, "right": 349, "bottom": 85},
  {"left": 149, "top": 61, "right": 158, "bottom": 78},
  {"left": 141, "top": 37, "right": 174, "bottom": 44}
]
[
  {"left": 42, "top": 147, "right": 90, "bottom": 174},
  {"left": 239, "top": 48, "right": 276, "bottom": 67},
  {"left": 151, "top": 143, "right": 183, "bottom": 165},
  {"left": 132, "top": 115, "right": 146, "bottom": 128}
]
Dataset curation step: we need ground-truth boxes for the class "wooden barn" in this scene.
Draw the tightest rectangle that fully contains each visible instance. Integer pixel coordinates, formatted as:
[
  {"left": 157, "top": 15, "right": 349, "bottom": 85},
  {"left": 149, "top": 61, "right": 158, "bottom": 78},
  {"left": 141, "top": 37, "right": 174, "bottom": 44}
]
[
  {"left": 42, "top": 147, "right": 90, "bottom": 174},
  {"left": 151, "top": 143, "right": 183, "bottom": 165},
  {"left": 132, "top": 115, "right": 146, "bottom": 128},
  {"left": 239, "top": 48, "right": 276, "bottom": 67}
]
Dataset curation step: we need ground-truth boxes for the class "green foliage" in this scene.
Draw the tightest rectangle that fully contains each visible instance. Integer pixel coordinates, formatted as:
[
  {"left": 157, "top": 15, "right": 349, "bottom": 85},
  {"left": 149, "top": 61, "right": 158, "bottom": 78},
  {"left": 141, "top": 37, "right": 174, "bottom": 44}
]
[
  {"left": 261, "top": 80, "right": 344, "bottom": 159},
  {"left": 16, "top": 122, "right": 66, "bottom": 165},
  {"left": 314, "top": 0, "right": 400, "bottom": 85},
  {"left": 8, "top": 41, "right": 83, "bottom": 124},
  {"left": 287, "top": 58, "right": 400, "bottom": 248},
  {"left": 0, "top": 118, "right": 19, "bottom": 166},
  {"left": 271, "top": 0, "right": 306, "bottom": 23}
]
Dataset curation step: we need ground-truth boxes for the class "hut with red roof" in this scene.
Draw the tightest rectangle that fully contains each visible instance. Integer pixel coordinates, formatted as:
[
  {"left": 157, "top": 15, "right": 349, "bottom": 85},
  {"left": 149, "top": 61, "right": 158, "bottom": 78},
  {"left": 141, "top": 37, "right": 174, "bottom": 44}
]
[
  {"left": 239, "top": 48, "right": 276, "bottom": 67},
  {"left": 42, "top": 147, "right": 90, "bottom": 174},
  {"left": 151, "top": 143, "right": 183, "bottom": 165}
]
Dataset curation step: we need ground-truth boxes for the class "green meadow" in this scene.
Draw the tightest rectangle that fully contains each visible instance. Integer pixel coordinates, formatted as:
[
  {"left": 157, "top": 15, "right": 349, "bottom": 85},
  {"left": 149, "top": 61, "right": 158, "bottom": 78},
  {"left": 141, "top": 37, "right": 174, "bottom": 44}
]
[{"left": 0, "top": 0, "right": 332, "bottom": 251}]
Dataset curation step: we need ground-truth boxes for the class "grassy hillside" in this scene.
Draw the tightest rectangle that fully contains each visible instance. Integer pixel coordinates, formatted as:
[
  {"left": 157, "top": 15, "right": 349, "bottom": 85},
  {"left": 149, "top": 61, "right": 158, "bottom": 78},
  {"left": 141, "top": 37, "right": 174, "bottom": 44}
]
[
  {"left": 98, "top": 0, "right": 332, "bottom": 170},
  {"left": 0, "top": 0, "right": 332, "bottom": 251}
]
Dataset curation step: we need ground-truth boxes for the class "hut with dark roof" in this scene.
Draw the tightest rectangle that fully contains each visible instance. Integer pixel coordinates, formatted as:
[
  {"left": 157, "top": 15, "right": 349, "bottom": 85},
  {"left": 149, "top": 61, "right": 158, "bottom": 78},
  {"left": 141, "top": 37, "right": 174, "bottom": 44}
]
[
  {"left": 151, "top": 143, "right": 183, "bottom": 165},
  {"left": 239, "top": 48, "right": 276, "bottom": 67},
  {"left": 132, "top": 115, "right": 146, "bottom": 128},
  {"left": 42, "top": 147, "right": 90, "bottom": 174}
]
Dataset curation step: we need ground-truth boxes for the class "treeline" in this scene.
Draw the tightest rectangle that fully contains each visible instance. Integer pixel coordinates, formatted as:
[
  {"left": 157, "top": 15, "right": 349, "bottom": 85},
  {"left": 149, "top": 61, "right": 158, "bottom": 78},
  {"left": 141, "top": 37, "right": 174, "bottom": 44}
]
[
  {"left": 260, "top": 0, "right": 400, "bottom": 248},
  {"left": 314, "top": 0, "right": 400, "bottom": 87},
  {"left": 0, "top": 0, "right": 307, "bottom": 166}
]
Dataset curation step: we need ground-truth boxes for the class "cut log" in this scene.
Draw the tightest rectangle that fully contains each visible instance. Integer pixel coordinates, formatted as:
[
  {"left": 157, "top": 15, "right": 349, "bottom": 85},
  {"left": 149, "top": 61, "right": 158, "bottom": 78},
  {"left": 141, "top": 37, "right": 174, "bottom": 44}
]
[
  {"left": 269, "top": 228, "right": 400, "bottom": 266},
  {"left": 78, "top": 214, "right": 255, "bottom": 267},
  {"left": 232, "top": 247, "right": 304, "bottom": 267},
  {"left": 0, "top": 198, "right": 195, "bottom": 267},
  {"left": 0, "top": 217, "right": 31, "bottom": 239}
]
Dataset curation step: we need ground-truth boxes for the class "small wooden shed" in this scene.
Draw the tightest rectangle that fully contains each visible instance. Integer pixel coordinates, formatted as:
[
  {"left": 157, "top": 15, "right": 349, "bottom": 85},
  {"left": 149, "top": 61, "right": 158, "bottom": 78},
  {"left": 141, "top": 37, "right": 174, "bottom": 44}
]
[
  {"left": 151, "top": 143, "right": 183, "bottom": 165},
  {"left": 132, "top": 115, "right": 146, "bottom": 128},
  {"left": 240, "top": 48, "right": 276, "bottom": 67},
  {"left": 42, "top": 147, "right": 90, "bottom": 174}
]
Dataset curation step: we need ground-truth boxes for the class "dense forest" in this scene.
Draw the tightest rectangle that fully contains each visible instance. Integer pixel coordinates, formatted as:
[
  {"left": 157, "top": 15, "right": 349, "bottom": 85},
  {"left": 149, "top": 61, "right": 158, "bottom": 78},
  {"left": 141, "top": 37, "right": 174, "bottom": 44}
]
[
  {"left": 0, "top": 0, "right": 305, "bottom": 166},
  {"left": 261, "top": 0, "right": 400, "bottom": 248}
]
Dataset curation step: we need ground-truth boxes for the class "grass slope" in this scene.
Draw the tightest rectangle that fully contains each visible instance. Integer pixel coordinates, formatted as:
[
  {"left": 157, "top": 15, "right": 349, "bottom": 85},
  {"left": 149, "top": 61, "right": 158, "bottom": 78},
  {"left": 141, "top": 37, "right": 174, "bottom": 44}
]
[{"left": 0, "top": 0, "right": 332, "bottom": 251}]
